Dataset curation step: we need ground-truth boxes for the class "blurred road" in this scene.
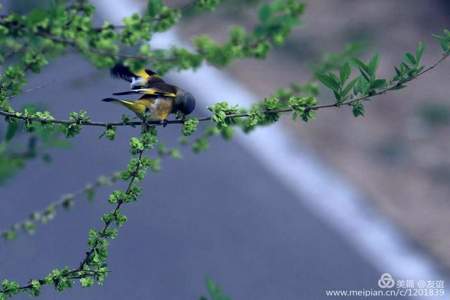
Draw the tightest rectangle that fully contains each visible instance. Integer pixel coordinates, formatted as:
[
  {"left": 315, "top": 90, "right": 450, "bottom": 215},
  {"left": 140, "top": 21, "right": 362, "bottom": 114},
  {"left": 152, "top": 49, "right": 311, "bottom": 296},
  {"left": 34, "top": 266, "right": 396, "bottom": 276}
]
[{"left": 0, "top": 53, "right": 406, "bottom": 300}]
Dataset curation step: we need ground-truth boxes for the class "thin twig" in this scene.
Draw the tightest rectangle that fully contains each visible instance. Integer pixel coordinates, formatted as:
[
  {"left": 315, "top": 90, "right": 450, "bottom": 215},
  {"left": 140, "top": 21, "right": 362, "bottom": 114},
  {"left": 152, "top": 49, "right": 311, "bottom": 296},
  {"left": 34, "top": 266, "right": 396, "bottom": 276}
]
[{"left": 0, "top": 174, "right": 116, "bottom": 243}]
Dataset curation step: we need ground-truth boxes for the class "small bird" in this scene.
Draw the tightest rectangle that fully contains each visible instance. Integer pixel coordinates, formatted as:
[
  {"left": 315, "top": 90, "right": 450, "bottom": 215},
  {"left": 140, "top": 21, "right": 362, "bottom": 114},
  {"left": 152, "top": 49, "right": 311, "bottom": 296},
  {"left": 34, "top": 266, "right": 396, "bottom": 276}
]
[{"left": 103, "top": 64, "right": 196, "bottom": 124}]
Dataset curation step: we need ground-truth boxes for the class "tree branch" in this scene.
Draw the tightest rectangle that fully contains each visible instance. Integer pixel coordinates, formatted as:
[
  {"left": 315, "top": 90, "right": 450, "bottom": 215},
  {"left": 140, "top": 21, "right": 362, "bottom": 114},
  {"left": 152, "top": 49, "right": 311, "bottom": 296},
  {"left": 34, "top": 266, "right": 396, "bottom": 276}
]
[
  {"left": 2, "top": 140, "right": 149, "bottom": 295},
  {"left": 77, "top": 149, "right": 143, "bottom": 271},
  {"left": 0, "top": 52, "right": 447, "bottom": 129}
]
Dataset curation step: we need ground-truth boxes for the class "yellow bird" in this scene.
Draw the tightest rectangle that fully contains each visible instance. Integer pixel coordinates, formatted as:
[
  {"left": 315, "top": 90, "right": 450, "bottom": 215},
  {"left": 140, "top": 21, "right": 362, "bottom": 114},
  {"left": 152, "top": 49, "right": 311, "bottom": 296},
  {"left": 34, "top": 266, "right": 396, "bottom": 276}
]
[
  {"left": 103, "top": 64, "right": 196, "bottom": 124},
  {"left": 102, "top": 94, "right": 178, "bottom": 122}
]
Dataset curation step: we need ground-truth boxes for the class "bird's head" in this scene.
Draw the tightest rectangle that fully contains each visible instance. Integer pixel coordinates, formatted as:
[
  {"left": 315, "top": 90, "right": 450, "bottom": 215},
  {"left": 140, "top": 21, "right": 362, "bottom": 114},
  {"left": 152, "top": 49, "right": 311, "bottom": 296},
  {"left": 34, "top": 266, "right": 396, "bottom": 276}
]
[{"left": 175, "top": 90, "right": 196, "bottom": 115}]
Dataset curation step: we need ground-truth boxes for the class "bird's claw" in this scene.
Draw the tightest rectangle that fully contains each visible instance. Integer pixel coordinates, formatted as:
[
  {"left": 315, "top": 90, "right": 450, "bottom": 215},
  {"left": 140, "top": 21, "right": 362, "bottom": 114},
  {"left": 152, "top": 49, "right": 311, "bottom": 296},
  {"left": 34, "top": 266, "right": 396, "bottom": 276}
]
[{"left": 161, "top": 119, "right": 168, "bottom": 127}]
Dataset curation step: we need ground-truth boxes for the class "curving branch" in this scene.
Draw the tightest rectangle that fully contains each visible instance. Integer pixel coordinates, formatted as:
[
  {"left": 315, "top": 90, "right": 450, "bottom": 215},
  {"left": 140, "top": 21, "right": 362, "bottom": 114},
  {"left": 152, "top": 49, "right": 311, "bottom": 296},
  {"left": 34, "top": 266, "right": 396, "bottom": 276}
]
[
  {"left": 1, "top": 138, "right": 150, "bottom": 296},
  {"left": 0, "top": 52, "right": 447, "bottom": 129},
  {"left": 79, "top": 150, "right": 143, "bottom": 271}
]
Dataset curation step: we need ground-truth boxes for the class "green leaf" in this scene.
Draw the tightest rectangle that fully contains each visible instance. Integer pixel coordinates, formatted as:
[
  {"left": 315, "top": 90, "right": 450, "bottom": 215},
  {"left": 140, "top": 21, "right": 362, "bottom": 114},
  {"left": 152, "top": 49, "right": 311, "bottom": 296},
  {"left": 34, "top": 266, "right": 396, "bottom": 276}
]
[
  {"left": 415, "top": 42, "right": 425, "bottom": 63},
  {"left": 358, "top": 67, "right": 371, "bottom": 83},
  {"left": 333, "top": 90, "right": 342, "bottom": 102},
  {"left": 352, "top": 58, "right": 371, "bottom": 78},
  {"left": 5, "top": 121, "right": 18, "bottom": 142},
  {"left": 394, "top": 66, "right": 402, "bottom": 77},
  {"left": 104, "top": 127, "right": 116, "bottom": 141},
  {"left": 258, "top": 4, "right": 271, "bottom": 23},
  {"left": 29, "top": 280, "right": 41, "bottom": 296},
  {"left": 400, "top": 62, "right": 411, "bottom": 72},
  {"left": 354, "top": 76, "right": 370, "bottom": 95},
  {"left": 368, "top": 54, "right": 379, "bottom": 76},
  {"left": 341, "top": 77, "right": 358, "bottom": 97},
  {"left": 147, "top": 0, "right": 163, "bottom": 17},
  {"left": 371, "top": 79, "right": 387, "bottom": 90},
  {"left": 182, "top": 118, "right": 199, "bottom": 136},
  {"left": 405, "top": 52, "right": 417, "bottom": 65},
  {"left": 316, "top": 73, "right": 340, "bottom": 92},
  {"left": 26, "top": 9, "right": 47, "bottom": 26},
  {"left": 339, "top": 63, "right": 351, "bottom": 84},
  {"left": 352, "top": 102, "right": 365, "bottom": 117},
  {"left": 206, "top": 278, "right": 230, "bottom": 300},
  {"left": 80, "top": 277, "right": 94, "bottom": 288}
]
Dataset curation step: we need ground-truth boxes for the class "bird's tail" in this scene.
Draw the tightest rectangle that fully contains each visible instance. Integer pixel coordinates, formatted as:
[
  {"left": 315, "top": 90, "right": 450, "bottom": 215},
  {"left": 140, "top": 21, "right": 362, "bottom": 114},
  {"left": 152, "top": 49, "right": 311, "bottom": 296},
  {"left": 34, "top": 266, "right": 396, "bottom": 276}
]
[
  {"left": 102, "top": 97, "right": 133, "bottom": 107},
  {"left": 102, "top": 98, "right": 140, "bottom": 114},
  {"left": 102, "top": 97, "right": 121, "bottom": 102}
]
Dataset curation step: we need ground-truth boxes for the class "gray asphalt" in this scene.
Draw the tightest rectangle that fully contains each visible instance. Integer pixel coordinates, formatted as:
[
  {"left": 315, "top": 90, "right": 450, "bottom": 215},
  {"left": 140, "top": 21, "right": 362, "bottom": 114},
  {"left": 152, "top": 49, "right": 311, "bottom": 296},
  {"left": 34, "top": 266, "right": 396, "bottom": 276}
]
[{"left": 0, "top": 54, "right": 398, "bottom": 299}]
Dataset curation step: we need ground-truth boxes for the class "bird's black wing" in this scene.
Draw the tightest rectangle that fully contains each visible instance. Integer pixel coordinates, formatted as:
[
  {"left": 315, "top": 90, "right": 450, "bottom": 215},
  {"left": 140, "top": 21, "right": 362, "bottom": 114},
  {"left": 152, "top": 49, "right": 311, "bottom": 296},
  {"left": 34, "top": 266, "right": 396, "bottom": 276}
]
[
  {"left": 113, "top": 80, "right": 178, "bottom": 97},
  {"left": 110, "top": 63, "right": 135, "bottom": 82}
]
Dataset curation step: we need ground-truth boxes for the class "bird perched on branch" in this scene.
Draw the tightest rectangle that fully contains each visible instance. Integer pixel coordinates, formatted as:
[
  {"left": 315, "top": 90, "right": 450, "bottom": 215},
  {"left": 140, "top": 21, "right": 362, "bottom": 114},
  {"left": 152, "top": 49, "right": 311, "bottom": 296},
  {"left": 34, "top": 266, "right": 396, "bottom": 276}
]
[{"left": 102, "top": 63, "right": 196, "bottom": 124}]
